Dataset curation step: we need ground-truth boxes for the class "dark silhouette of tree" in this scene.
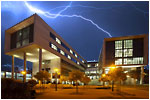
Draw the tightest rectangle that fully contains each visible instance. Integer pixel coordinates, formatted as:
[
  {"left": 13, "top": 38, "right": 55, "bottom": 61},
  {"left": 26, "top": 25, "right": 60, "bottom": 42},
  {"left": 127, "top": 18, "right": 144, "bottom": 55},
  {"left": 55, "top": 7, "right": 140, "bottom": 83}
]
[
  {"left": 108, "top": 67, "right": 127, "bottom": 91},
  {"left": 81, "top": 75, "right": 91, "bottom": 85},
  {"left": 99, "top": 74, "right": 110, "bottom": 86},
  {"left": 68, "top": 70, "right": 84, "bottom": 94},
  {"left": 128, "top": 70, "right": 140, "bottom": 85}
]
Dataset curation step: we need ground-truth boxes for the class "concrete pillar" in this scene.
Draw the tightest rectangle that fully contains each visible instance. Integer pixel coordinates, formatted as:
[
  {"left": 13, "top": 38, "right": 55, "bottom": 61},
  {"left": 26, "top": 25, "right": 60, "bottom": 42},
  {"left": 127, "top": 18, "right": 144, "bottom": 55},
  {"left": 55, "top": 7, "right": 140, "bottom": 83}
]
[
  {"left": 140, "top": 66, "right": 144, "bottom": 85},
  {"left": 39, "top": 48, "right": 42, "bottom": 71},
  {"left": 12, "top": 56, "right": 14, "bottom": 79},
  {"left": 24, "top": 52, "right": 26, "bottom": 82}
]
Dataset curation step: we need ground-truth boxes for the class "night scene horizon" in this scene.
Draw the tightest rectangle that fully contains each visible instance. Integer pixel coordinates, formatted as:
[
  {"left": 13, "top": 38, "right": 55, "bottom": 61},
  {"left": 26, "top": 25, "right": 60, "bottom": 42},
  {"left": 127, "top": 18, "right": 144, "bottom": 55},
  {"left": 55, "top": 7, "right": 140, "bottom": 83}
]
[{"left": 1, "top": 1, "right": 149, "bottom": 99}]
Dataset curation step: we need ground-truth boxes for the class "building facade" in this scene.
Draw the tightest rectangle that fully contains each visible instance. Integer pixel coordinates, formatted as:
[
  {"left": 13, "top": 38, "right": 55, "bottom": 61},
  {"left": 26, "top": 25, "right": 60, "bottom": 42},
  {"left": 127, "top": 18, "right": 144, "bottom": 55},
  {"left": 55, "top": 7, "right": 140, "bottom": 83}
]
[
  {"left": 5, "top": 14, "right": 87, "bottom": 82},
  {"left": 85, "top": 61, "right": 99, "bottom": 80},
  {"left": 98, "top": 34, "right": 148, "bottom": 84},
  {"left": 85, "top": 61, "right": 101, "bottom": 85}
]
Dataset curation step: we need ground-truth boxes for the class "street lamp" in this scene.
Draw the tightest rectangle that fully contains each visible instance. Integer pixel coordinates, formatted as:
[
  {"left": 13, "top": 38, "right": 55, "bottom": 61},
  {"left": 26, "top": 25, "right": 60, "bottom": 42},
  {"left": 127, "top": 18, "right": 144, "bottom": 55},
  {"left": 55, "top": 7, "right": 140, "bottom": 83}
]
[
  {"left": 110, "top": 65, "right": 116, "bottom": 92},
  {"left": 102, "top": 74, "right": 106, "bottom": 77},
  {"left": 21, "top": 71, "right": 26, "bottom": 83},
  {"left": 54, "top": 68, "right": 59, "bottom": 91}
]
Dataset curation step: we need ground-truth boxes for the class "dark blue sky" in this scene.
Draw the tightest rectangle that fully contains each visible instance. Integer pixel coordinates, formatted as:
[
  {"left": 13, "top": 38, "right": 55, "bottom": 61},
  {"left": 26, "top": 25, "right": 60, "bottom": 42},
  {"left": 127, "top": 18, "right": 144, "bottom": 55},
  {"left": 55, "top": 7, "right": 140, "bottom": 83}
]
[{"left": 1, "top": 1, "right": 149, "bottom": 68}]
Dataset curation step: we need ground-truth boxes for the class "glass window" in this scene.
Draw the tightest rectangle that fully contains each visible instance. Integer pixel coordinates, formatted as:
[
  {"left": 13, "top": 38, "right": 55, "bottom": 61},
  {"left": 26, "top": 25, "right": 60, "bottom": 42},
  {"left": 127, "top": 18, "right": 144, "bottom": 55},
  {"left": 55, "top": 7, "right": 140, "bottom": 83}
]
[
  {"left": 96, "top": 63, "right": 98, "bottom": 66},
  {"left": 90, "top": 71, "right": 97, "bottom": 74},
  {"left": 115, "top": 59, "right": 122, "bottom": 65},
  {"left": 82, "top": 60, "right": 84, "bottom": 63},
  {"left": 22, "top": 39, "right": 29, "bottom": 46},
  {"left": 56, "top": 38, "right": 61, "bottom": 44},
  {"left": 124, "top": 58, "right": 133, "bottom": 65},
  {"left": 22, "top": 27, "right": 30, "bottom": 39},
  {"left": 75, "top": 54, "right": 78, "bottom": 58},
  {"left": 51, "top": 44, "right": 57, "bottom": 51},
  {"left": 124, "top": 49, "right": 133, "bottom": 57},
  {"left": 115, "top": 50, "right": 122, "bottom": 57},
  {"left": 17, "top": 31, "right": 22, "bottom": 41},
  {"left": 67, "top": 55, "right": 71, "bottom": 59},
  {"left": 87, "top": 64, "right": 91, "bottom": 67},
  {"left": 16, "top": 42, "right": 21, "bottom": 48},
  {"left": 50, "top": 32, "right": 56, "bottom": 40},
  {"left": 115, "top": 41, "right": 122, "bottom": 49},
  {"left": 70, "top": 49, "right": 73, "bottom": 54},
  {"left": 60, "top": 50, "right": 65, "bottom": 55},
  {"left": 124, "top": 40, "right": 133, "bottom": 49},
  {"left": 133, "top": 57, "right": 143, "bottom": 64}
]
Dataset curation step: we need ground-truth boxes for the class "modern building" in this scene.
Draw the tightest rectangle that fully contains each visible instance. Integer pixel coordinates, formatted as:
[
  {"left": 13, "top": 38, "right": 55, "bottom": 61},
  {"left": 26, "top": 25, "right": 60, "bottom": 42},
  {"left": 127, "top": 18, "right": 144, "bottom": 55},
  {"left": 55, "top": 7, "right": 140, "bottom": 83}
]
[
  {"left": 85, "top": 60, "right": 101, "bottom": 85},
  {"left": 98, "top": 34, "right": 148, "bottom": 84},
  {"left": 85, "top": 60, "right": 100, "bottom": 80},
  {"left": 5, "top": 14, "right": 87, "bottom": 82},
  {"left": 1, "top": 71, "right": 32, "bottom": 81}
]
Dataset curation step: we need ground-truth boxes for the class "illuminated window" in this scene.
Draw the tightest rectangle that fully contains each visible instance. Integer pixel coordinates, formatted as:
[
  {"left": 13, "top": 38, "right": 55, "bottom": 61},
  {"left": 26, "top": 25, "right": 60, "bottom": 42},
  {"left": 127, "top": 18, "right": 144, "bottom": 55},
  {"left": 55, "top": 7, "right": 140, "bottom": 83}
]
[
  {"left": 60, "top": 50, "right": 65, "bottom": 55},
  {"left": 51, "top": 44, "right": 57, "bottom": 51},
  {"left": 82, "top": 60, "right": 84, "bottom": 63},
  {"left": 16, "top": 42, "right": 21, "bottom": 48},
  {"left": 67, "top": 55, "right": 71, "bottom": 59},
  {"left": 56, "top": 38, "right": 61, "bottom": 44},
  {"left": 133, "top": 57, "right": 143, "bottom": 64},
  {"left": 124, "top": 58, "right": 133, "bottom": 65},
  {"left": 90, "top": 71, "right": 97, "bottom": 74},
  {"left": 96, "top": 63, "right": 99, "bottom": 66},
  {"left": 75, "top": 54, "right": 78, "bottom": 58},
  {"left": 22, "top": 39, "right": 29, "bottom": 46},
  {"left": 124, "top": 57, "right": 143, "bottom": 65},
  {"left": 115, "top": 50, "right": 122, "bottom": 57},
  {"left": 87, "top": 64, "right": 91, "bottom": 67},
  {"left": 85, "top": 71, "right": 89, "bottom": 74},
  {"left": 115, "top": 59, "right": 122, "bottom": 65},
  {"left": 124, "top": 49, "right": 133, "bottom": 57},
  {"left": 70, "top": 49, "right": 73, "bottom": 54},
  {"left": 115, "top": 41, "right": 122, "bottom": 49},
  {"left": 124, "top": 40, "right": 133, "bottom": 49}
]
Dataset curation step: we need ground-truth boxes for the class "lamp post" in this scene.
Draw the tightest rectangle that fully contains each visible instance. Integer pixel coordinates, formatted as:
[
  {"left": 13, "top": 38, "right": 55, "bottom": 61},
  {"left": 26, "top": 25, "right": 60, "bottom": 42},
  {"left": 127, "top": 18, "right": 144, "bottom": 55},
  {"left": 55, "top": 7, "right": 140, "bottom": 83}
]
[
  {"left": 21, "top": 71, "right": 26, "bottom": 83},
  {"left": 54, "top": 68, "right": 58, "bottom": 91},
  {"left": 110, "top": 65, "right": 116, "bottom": 92},
  {"left": 102, "top": 74, "right": 106, "bottom": 86}
]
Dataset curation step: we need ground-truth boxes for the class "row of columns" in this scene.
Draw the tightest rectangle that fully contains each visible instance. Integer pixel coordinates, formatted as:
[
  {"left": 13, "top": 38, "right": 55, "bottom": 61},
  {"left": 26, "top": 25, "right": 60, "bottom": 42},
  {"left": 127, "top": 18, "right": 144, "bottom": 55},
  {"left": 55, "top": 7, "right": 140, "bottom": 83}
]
[{"left": 11, "top": 48, "right": 42, "bottom": 82}]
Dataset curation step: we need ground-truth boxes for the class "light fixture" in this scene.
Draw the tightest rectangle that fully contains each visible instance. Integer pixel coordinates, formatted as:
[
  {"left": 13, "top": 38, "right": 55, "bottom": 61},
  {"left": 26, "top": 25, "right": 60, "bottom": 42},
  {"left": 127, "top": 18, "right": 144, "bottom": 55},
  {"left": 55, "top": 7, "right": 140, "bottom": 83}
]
[
  {"left": 26, "top": 53, "right": 33, "bottom": 56},
  {"left": 13, "top": 55, "right": 20, "bottom": 58}
]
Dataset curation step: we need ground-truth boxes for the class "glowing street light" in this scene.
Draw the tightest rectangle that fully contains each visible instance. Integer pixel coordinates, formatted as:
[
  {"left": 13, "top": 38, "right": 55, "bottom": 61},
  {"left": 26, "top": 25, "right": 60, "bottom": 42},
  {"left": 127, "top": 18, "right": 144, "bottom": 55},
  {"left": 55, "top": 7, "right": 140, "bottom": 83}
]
[
  {"left": 54, "top": 68, "right": 59, "bottom": 73},
  {"left": 110, "top": 65, "right": 116, "bottom": 92},
  {"left": 54, "top": 68, "right": 59, "bottom": 91},
  {"left": 110, "top": 65, "right": 116, "bottom": 70},
  {"left": 102, "top": 74, "right": 106, "bottom": 77},
  {"left": 21, "top": 71, "right": 26, "bottom": 75},
  {"left": 21, "top": 71, "right": 26, "bottom": 83}
]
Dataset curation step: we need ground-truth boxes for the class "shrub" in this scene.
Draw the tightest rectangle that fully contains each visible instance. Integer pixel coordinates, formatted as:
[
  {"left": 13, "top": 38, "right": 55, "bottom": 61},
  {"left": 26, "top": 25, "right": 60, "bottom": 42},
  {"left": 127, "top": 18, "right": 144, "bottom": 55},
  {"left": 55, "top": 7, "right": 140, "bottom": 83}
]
[{"left": 1, "top": 78, "right": 32, "bottom": 99}]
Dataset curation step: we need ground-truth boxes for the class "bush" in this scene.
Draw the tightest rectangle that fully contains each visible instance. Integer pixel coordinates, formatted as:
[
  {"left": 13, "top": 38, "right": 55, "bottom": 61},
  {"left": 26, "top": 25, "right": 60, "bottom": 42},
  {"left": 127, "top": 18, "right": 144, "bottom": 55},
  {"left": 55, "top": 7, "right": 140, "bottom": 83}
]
[
  {"left": 1, "top": 78, "right": 33, "bottom": 99},
  {"left": 28, "top": 79, "right": 37, "bottom": 89}
]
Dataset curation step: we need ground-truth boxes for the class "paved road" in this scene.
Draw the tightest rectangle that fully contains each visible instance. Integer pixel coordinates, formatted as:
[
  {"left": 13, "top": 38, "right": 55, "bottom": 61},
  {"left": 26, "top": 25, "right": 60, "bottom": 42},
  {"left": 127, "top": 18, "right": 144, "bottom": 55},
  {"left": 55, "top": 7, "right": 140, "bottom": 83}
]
[{"left": 35, "top": 86, "right": 149, "bottom": 99}]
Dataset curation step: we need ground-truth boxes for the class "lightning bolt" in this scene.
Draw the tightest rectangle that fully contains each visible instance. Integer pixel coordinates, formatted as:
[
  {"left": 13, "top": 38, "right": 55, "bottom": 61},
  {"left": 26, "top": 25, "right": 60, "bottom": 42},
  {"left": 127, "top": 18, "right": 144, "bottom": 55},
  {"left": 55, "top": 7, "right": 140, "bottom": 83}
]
[
  {"left": 25, "top": 1, "right": 113, "bottom": 37},
  {"left": 49, "top": 3, "right": 127, "bottom": 12}
]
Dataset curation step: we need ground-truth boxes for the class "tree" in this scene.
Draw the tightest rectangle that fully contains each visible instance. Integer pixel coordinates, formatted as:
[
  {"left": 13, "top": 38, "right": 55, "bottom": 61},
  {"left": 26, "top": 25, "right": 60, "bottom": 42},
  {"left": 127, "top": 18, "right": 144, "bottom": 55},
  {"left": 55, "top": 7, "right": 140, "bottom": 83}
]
[
  {"left": 128, "top": 70, "right": 140, "bottom": 85},
  {"left": 108, "top": 67, "right": 127, "bottom": 91},
  {"left": 28, "top": 79, "right": 37, "bottom": 90},
  {"left": 60, "top": 75, "right": 68, "bottom": 84},
  {"left": 81, "top": 76, "right": 91, "bottom": 85},
  {"left": 68, "top": 70, "right": 84, "bottom": 94},
  {"left": 34, "top": 71, "right": 51, "bottom": 88},
  {"left": 99, "top": 74, "right": 110, "bottom": 86}
]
